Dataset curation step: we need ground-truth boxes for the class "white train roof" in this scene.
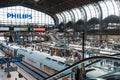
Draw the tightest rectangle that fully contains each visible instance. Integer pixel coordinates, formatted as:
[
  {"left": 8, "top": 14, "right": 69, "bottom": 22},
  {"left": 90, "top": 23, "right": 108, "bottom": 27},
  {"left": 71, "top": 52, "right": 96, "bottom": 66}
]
[{"left": 17, "top": 49, "right": 67, "bottom": 70}]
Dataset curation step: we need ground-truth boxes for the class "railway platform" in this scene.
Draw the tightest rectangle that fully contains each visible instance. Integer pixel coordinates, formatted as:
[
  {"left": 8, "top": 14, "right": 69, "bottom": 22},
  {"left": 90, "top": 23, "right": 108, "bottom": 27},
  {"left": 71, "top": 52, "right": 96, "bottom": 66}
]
[{"left": 0, "top": 51, "right": 37, "bottom": 80}]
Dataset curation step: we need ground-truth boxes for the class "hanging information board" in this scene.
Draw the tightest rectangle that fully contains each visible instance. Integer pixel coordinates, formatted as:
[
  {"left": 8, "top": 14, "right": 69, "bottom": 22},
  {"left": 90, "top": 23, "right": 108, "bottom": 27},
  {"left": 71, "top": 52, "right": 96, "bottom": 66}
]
[
  {"left": 0, "top": 27, "right": 9, "bottom": 31},
  {"left": 33, "top": 28, "right": 45, "bottom": 32},
  {"left": 14, "top": 27, "right": 28, "bottom": 31}
]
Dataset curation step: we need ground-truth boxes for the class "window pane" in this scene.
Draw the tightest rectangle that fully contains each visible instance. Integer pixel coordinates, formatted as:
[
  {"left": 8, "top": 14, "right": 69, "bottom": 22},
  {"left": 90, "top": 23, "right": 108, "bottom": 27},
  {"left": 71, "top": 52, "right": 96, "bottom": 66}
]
[{"left": 0, "top": 6, "right": 55, "bottom": 25}]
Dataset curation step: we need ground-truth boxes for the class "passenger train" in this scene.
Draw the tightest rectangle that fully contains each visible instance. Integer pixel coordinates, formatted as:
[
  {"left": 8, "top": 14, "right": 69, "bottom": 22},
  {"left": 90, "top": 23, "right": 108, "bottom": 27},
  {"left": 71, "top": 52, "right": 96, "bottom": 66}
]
[
  {"left": 112, "top": 43, "right": 120, "bottom": 51},
  {"left": 86, "top": 69, "right": 120, "bottom": 80},
  {"left": 0, "top": 41, "right": 70, "bottom": 78},
  {"left": 1, "top": 41, "right": 120, "bottom": 79}
]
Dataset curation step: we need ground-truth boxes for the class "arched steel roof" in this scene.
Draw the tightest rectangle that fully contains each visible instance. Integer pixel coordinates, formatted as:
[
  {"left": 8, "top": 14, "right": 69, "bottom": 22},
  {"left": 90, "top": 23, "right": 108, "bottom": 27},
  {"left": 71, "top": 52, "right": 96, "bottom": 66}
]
[
  {"left": 0, "top": 0, "right": 102, "bottom": 15},
  {"left": 56, "top": 0, "right": 120, "bottom": 24}
]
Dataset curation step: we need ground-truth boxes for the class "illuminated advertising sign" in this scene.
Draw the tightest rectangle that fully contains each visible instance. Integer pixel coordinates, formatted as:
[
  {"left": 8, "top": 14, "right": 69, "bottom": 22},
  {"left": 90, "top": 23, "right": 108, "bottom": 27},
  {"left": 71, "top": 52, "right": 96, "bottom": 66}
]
[
  {"left": 14, "top": 27, "right": 28, "bottom": 31},
  {"left": 20, "top": 28, "right": 28, "bottom": 31},
  {"left": 0, "top": 27, "right": 9, "bottom": 31},
  {"left": 34, "top": 28, "right": 45, "bottom": 32},
  {"left": 7, "top": 13, "right": 32, "bottom": 19}
]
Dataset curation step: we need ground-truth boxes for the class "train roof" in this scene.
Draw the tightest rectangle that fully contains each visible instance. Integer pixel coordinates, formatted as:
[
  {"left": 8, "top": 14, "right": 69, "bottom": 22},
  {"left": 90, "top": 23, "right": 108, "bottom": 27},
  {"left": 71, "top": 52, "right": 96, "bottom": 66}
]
[
  {"left": 86, "top": 68, "right": 109, "bottom": 78},
  {"left": 1, "top": 42, "right": 20, "bottom": 50},
  {"left": 113, "top": 43, "right": 120, "bottom": 45},
  {"left": 17, "top": 48, "right": 67, "bottom": 70}
]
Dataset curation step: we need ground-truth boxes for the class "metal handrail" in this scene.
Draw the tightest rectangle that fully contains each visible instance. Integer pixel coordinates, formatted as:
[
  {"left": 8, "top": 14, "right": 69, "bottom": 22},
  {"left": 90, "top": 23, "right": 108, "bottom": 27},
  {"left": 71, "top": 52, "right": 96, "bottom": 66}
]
[{"left": 46, "top": 56, "right": 120, "bottom": 80}]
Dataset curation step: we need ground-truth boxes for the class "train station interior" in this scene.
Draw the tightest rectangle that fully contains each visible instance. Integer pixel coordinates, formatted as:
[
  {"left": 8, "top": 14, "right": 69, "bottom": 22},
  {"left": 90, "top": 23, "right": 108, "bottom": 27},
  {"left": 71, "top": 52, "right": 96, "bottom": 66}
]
[{"left": 0, "top": 0, "right": 120, "bottom": 80}]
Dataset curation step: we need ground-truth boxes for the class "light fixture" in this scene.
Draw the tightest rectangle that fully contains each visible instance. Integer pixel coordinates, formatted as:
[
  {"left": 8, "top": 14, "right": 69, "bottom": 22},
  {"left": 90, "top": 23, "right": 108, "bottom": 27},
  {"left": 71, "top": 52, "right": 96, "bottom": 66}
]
[{"left": 34, "top": 0, "right": 39, "bottom": 2}]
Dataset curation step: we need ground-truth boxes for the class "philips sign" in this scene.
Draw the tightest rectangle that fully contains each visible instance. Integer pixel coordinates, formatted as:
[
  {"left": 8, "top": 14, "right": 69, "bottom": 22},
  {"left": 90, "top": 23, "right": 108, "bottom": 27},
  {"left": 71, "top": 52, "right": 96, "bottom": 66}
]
[{"left": 7, "top": 13, "right": 32, "bottom": 19}]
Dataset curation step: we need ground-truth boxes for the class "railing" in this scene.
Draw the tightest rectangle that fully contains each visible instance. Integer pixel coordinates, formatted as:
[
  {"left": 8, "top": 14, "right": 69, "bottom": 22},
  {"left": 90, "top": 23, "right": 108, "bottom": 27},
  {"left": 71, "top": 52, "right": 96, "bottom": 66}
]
[{"left": 46, "top": 56, "right": 120, "bottom": 80}]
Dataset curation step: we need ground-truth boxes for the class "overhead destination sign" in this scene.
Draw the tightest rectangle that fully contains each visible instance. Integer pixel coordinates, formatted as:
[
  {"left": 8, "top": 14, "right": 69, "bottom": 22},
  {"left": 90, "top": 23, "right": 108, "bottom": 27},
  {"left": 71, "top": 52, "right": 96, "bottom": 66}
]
[
  {"left": 11, "top": 57, "right": 22, "bottom": 62},
  {"left": 0, "top": 27, "right": 9, "bottom": 31},
  {"left": 0, "top": 57, "right": 22, "bottom": 64}
]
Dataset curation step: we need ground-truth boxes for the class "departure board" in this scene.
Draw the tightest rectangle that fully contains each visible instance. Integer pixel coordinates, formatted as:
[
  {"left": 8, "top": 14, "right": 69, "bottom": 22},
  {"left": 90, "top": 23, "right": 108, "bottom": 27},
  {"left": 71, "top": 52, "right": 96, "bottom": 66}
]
[
  {"left": 33, "top": 28, "right": 45, "bottom": 32},
  {"left": 14, "top": 27, "right": 28, "bottom": 31}
]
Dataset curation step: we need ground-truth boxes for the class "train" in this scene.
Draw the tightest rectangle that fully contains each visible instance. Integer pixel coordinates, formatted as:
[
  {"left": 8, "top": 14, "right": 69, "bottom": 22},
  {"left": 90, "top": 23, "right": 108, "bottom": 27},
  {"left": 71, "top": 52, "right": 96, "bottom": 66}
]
[
  {"left": 112, "top": 43, "right": 120, "bottom": 51},
  {"left": 0, "top": 41, "right": 70, "bottom": 78},
  {"left": 1, "top": 41, "right": 120, "bottom": 80},
  {"left": 86, "top": 69, "right": 120, "bottom": 80}
]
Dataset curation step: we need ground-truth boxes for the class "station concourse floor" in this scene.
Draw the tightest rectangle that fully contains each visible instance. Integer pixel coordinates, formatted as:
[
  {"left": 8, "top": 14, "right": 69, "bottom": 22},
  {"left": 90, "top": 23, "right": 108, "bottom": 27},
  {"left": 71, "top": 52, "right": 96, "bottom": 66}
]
[{"left": 0, "top": 63, "right": 37, "bottom": 80}]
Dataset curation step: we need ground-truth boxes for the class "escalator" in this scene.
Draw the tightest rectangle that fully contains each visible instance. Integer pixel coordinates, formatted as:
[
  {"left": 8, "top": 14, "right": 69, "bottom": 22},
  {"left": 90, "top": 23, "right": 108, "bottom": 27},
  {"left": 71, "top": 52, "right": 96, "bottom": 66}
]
[
  {"left": 49, "top": 33, "right": 60, "bottom": 42},
  {"left": 49, "top": 34, "right": 57, "bottom": 42},
  {"left": 46, "top": 56, "right": 120, "bottom": 80}
]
